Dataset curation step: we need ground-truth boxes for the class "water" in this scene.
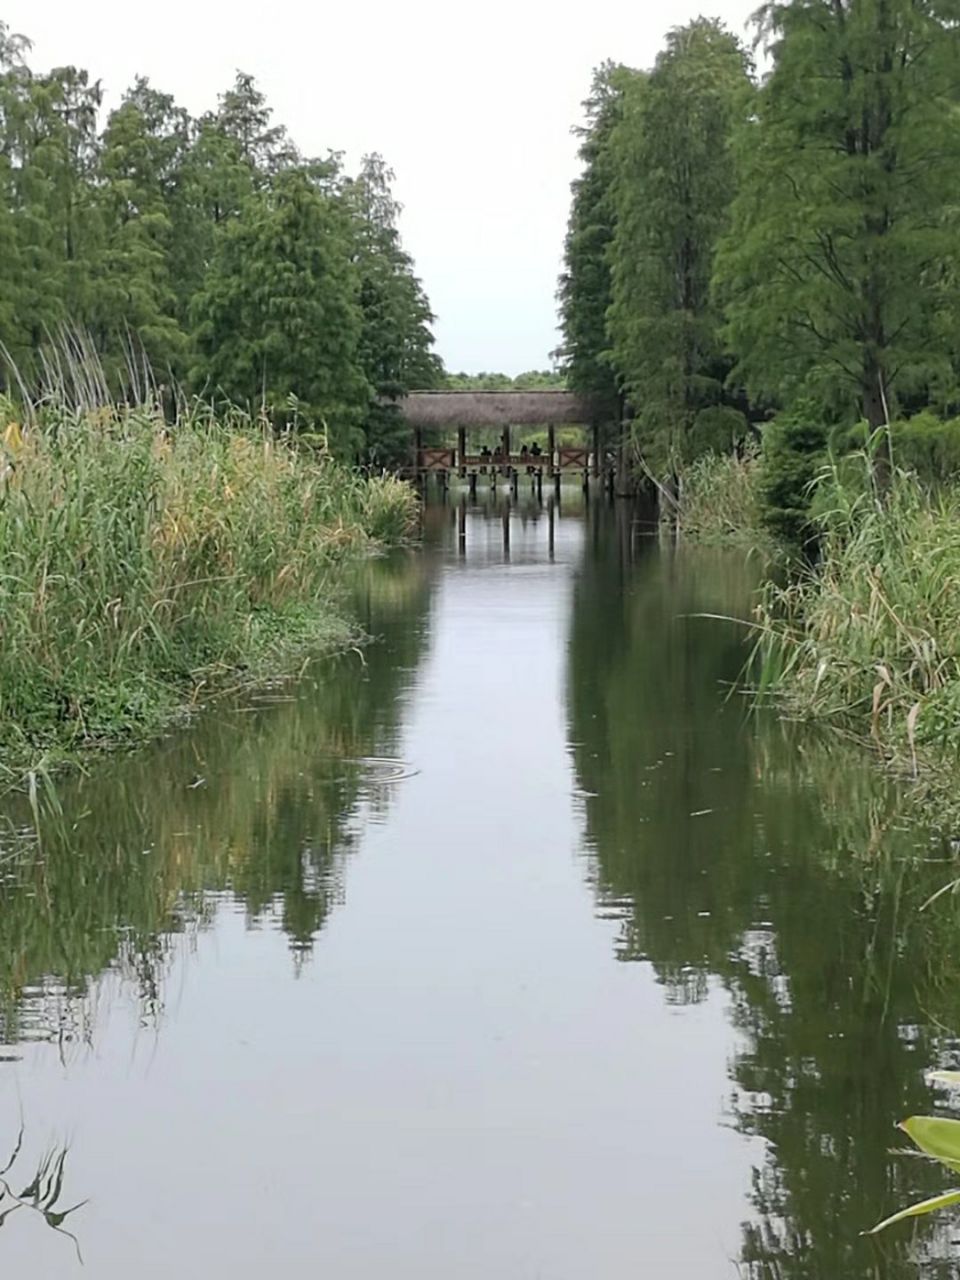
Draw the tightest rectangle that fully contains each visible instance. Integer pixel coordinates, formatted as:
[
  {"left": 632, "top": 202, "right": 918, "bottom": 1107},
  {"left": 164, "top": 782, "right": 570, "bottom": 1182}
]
[{"left": 2, "top": 495, "right": 960, "bottom": 1278}]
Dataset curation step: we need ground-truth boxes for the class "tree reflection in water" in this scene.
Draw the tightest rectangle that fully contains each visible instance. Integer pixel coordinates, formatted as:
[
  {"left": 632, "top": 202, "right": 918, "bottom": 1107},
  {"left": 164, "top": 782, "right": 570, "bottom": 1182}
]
[
  {"left": 566, "top": 511, "right": 960, "bottom": 1280},
  {"left": 0, "top": 550, "right": 433, "bottom": 1048}
]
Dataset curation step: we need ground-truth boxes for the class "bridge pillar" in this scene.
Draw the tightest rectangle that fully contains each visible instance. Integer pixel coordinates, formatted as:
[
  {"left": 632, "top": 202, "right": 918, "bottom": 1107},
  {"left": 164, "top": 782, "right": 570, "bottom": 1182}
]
[
  {"left": 457, "top": 425, "right": 466, "bottom": 476},
  {"left": 592, "top": 422, "right": 601, "bottom": 479},
  {"left": 547, "top": 423, "right": 555, "bottom": 476},
  {"left": 414, "top": 425, "right": 423, "bottom": 473},
  {"left": 501, "top": 425, "right": 510, "bottom": 473}
]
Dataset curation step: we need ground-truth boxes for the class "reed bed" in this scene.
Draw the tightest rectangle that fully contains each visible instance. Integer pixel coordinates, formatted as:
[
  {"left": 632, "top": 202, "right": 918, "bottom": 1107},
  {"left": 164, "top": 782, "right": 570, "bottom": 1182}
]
[
  {"left": 672, "top": 448, "right": 771, "bottom": 551},
  {"left": 0, "top": 396, "right": 418, "bottom": 777},
  {"left": 753, "top": 465, "right": 960, "bottom": 773}
]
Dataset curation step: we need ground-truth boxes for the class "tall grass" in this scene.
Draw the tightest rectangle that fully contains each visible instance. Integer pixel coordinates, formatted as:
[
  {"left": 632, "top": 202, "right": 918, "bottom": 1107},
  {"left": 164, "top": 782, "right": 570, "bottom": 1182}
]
[
  {"left": 671, "top": 447, "right": 771, "bottom": 550},
  {"left": 0, "top": 395, "right": 417, "bottom": 777},
  {"left": 753, "top": 460, "right": 960, "bottom": 773}
]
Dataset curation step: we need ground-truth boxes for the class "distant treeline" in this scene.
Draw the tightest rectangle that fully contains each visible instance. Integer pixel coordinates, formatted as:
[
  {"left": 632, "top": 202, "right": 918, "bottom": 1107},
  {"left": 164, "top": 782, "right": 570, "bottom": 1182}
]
[
  {"left": 0, "top": 23, "right": 442, "bottom": 463},
  {"left": 557, "top": 5, "right": 960, "bottom": 479},
  {"left": 443, "top": 370, "right": 565, "bottom": 390}
]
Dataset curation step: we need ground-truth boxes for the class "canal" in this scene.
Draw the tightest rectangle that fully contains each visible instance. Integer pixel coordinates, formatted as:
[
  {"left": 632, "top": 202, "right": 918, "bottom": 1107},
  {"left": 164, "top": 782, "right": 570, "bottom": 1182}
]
[{"left": 1, "top": 495, "right": 958, "bottom": 1278}]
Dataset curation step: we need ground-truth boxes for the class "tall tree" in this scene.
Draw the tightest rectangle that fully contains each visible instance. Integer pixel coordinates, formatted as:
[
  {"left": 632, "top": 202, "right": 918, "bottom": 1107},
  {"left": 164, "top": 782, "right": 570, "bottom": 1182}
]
[
  {"left": 607, "top": 20, "right": 752, "bottom": 474},
  {"left": 715, "top": 0, "right": 960, "bottom": 441},
  {"left": 95, "top": 78, "right": 190, "bottom": 380},
  {"left": 345, "top": 153, "right": 441, "bottom": 466},
  {"left": 556, "top": 62, "right": 635, "bottom": 411},
  {"left": 4, "top": 59, "right": 103, "bottom": 377},
  {"left": 189, "top": 168, "right": 368, "bottom": 454}
]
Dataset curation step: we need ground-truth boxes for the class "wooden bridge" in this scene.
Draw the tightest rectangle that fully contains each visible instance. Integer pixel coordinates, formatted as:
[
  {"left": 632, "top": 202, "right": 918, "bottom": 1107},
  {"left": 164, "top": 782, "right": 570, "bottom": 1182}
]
[{"left": 394, "top": 390, "right": 613, "bottom": 489}]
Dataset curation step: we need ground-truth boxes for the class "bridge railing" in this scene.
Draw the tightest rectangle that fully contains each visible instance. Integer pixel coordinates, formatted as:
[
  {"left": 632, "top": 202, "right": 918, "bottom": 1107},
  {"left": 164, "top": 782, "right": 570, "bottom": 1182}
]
[{"left": 416, "top": 448, "right": 593, "bottom": 473}]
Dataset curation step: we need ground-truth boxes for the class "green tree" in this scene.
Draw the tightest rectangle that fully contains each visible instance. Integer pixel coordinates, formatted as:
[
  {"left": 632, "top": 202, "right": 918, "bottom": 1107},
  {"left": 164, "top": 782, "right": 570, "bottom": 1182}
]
[
  {"left": 345, "top": 153, "right": 442, "bottom": 466},
  {"left": 715, "top": 0, "right": 960, "bottom": 446},
  {"left": 556, "top": 61, "right": 635, "bottom": 410},
  {"left": 3, "top": 59, "right": 103, "bottom": 378},
  {"left": 95, "top": 78, "right": 189, "bottom": 381},
  {"left": 607, "top": 20, "right": 752, "bottom": 476},
  {"left": 190, "top": 168, "right": 368, "bottom": 453}
]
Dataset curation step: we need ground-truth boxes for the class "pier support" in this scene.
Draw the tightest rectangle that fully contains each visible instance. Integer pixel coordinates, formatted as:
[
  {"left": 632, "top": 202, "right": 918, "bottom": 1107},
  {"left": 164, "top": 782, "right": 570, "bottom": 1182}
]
[{"left": 457, "top": 425, "right": 466, "bottom": 477}]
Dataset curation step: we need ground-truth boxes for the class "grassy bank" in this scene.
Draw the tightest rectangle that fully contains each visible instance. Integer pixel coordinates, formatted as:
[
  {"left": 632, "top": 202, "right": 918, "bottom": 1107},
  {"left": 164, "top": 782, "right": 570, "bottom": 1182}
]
[
  {"left": 665, "top": 444, "right": 960, "bottom": 787},
  {"left": 0, "top": 397, "right": 417, "bottom": 782},
  {"left": 753, "top": 467, "right": 960, "bottom": 777}
]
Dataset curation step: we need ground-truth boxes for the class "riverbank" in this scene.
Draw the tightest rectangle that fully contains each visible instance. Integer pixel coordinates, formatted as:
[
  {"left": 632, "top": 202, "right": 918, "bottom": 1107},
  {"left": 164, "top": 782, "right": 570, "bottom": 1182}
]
[
  {"left": 672, "top": 446, "right": 960, "bottom": 790},
  {"left": 0, "top": 399, "right": 418, "bottom": 785}
]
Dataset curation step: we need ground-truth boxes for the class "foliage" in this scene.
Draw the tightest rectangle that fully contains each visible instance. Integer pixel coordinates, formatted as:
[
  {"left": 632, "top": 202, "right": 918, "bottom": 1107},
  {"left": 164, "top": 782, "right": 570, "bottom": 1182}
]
[
  {"left": 555, "top": 61, "right": 635, "bottom": 411},
  {"left": 753, "top": 463, "right": 960, "bottom": 774},
  {"left": 867, "top": 1092, "right": 960, "bottom": 1234},
  {"left": 443, "top": 369, "right": 565, "bottom": 390},
  {"left": 715, "top": 0, "right": 960, "bottom": 434},
  {"left": 757, "top": 407, "right": 829, "bottom": 547},
  {"left": 0, "top": 383, "right": 417, "bottom": 779},
  {"left": 673, "top": 446, "right": 770, "bottom": 548},
  {"left": 190, "top": 169, "right": 369, "bottom": 455},
  {"left": 607, "top": 21, "right": 753, "bottom": 474},
  {"left": 345, "top": 154, "right": 442, "bottom": 467},
  {"left": 0, "top": 23, "right": 440, "bottom": 459}
]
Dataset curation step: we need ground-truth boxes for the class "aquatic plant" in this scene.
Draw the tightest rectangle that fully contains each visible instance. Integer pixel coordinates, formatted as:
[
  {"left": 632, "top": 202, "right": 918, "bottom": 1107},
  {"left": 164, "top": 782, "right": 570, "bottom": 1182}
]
[
  {"left": 751, "top": 459, "right": 960, "bottom": 776},
  {"left": 867, "top": 1076, "right": 960, "bottom": 1235}
]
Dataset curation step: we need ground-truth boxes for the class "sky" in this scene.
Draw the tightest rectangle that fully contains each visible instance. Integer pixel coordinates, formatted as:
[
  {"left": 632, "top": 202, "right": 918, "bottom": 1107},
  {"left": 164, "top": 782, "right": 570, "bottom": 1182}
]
[{"left": 8, "top": 0, "right": 759, "bottom": 375}]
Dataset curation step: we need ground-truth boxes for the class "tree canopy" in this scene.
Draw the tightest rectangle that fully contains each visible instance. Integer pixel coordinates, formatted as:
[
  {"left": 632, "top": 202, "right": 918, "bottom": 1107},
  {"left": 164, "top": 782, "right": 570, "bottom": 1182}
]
[
  {"left": 558, "top": 4, "right": 960, "bottom": 477},
  {"left": 0, "top": 22, "right": 442, "bottom": 462}
]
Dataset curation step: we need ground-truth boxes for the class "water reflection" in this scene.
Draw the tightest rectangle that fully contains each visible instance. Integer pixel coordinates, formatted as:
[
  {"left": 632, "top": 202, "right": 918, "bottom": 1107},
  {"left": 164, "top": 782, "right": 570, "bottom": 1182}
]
[
  {"left": 2, "top": 496, "right": 960, "bottom": 1278},
  {"left": 567, "top": 520, "right": 960, "bottom": 1278},
  {"left": 0, "top": 549, "right": 433, "bottom": 1046}
]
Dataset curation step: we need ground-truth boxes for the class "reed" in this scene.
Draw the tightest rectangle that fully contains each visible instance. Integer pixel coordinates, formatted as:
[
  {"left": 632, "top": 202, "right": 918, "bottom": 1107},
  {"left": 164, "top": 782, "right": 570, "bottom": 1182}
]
[
  {"left": 752, "top": 458, "right": 960, "bottom": 774},
  {"left": 672, "top": 447, "right": 771, "bottom": 551},
  {"left": 0, "top": 394, "right": 418, "bottom": 778}
]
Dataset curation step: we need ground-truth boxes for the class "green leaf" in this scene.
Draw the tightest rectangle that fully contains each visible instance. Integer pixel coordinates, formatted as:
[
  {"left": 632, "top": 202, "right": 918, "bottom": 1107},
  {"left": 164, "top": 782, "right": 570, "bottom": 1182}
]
[
  {"left": 900, "top": 1116, "right": 960, "bottom": 1173},
  {"left": 864, "top": 1188, "right": 960, "bottom": 1235}
]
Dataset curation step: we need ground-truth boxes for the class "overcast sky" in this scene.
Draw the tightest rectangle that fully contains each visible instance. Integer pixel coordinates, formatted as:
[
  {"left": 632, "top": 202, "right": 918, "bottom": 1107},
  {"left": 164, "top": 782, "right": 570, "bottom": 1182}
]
[{"left": 9, "top": 0, "right": 759, "bottom": 374}]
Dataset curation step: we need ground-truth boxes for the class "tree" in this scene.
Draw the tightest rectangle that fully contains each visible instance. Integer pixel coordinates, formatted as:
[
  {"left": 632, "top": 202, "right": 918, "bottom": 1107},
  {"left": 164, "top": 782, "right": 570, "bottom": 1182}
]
[
  {"left": 95, "top": 78, "right": 190, "bottom": 381},
  {"left": 3, "top": 58, "right": 103, "bottom": 379},
  {"left": 556, "top": 62, "right": 635, "bottom": 411},
  {"left": 606, "top": 20, "right": 752, "bottom": 475},
  {"left": 345, "top": 153, "right": 442, "bottom": 466},
  {"left": 715, "top": 0, "right": 960, "bottom": 448},
  {"left": 190, "top": 168, "right": 368, "bottom": 454}
]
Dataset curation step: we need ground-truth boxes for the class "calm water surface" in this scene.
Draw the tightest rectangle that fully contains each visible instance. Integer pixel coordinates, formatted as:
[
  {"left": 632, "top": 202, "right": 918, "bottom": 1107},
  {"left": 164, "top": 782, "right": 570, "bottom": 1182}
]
[{"left": 2, "top": 495, "right": 960, "bottom": 1279}]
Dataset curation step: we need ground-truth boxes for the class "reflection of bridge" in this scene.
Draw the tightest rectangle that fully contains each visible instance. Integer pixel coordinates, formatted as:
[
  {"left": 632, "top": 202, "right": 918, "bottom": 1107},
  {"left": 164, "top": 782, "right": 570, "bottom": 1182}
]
[{"left": 394, "top": 390, "right": 615, "bottom": 492}]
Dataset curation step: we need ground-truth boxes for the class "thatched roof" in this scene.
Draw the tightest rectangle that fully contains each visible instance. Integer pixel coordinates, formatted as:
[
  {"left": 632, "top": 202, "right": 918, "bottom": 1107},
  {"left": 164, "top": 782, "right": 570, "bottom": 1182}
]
[{"left": 393, "top": 390, "right": 603, "bottom": 429}]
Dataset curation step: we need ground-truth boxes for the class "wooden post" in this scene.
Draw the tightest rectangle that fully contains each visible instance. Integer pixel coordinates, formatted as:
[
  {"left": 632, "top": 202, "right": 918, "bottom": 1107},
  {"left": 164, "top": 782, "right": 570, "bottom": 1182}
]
[
  {"left": 592, "top": 421, "right": 601, "bottom": 480},
  {"left": 511, "top": 469, "right": 519, "bottom": 498},
  {"left": 548, "top": 498, "right": 555, "bottom": 560},
  {"left": 457, "top": 425, "right": 466, "bottom": 477},
  {"left": 547, "top": 423, "right": 556, "bottom": 476},
  {"left": 502, "top": 501, "right": 510, "bottom": 559},
  {"left": 554, "top": 471, "right": 561, "bottom": 501},
  {"left": 414, "top": 425, "right": 423, "bottom": 475},
  {"left": 536, "top": 470, "right": 543, "bottom": 502},
  {"left": 468, "top": 471, "right": 478, "bottom": 499},
  {"left": 457, "top": 498, "right": 466, "bottom": 554},
  {"left": 501, "top": 425, "right": 510, "bottom": 473}
]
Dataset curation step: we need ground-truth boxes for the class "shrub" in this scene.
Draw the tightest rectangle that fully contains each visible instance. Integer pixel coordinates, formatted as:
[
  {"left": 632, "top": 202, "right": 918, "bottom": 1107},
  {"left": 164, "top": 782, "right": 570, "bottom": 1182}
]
[{"left": 758, "top": 409, "right": 829, "bottom": 548}]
